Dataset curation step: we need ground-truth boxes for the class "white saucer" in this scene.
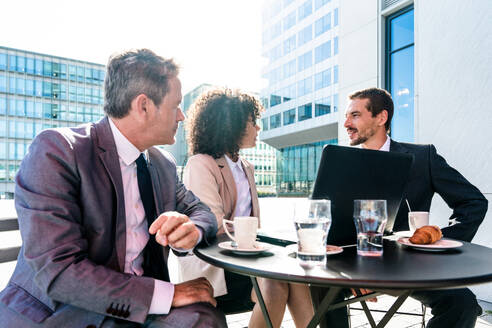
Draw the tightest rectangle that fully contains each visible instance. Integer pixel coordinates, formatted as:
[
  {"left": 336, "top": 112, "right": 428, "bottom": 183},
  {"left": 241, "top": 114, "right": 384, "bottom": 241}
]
[
  {"left": 285, "top": 244, "right": 343, "bottom": 256},
  {"left": 397, "top": 237, "right": 463, "bottom": 251},
  {"left": 394, "top": 230, "right": 413, "bottom": 238},
  {"left": 218, "top": 241, "right": 273, "bottom": 255}
]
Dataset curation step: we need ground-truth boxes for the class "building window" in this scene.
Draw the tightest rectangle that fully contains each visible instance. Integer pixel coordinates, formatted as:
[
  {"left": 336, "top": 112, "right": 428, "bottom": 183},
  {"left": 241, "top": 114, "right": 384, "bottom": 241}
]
[
  {"left": 283, "top": 59, "right": 296, "bottom": 79},
  {"left": 269, "top": 45, "right": 282, "bottom": 63},
  {"left": 271, "top": 22, "right": 282, "bottom": 41},
  {"left": 298, "top": 25, "right": 312, "bottom": 47},
  {"left": 297, "top": 76, "right": 312, "bottom": 97},
  {"left": 280, "top": 83, "right": 296, "bottom": 102},
  {"left": 334, "top": 36, "right": 339, "bottom": 54},
  {"left": 386, "top": 6, "right": 414, "bottom": 142},
  {"left": 315, "top": 41, "right": 331, "bottom": 63},
  {"left": 298, "top": 0, "right": 313, "bottom": 21},
  {"left": 9, "top": 55, "right": 16, "bottom": 72},
  {"left": 333, "top": 93, "right": 339, "bottom": 112},
  {"left": 334, "top": 8, "right": 339, "bottom": 26},
  {"left": 270, "top": 113, "right": 281, "bottom": 129},
  {"left": 315, "top": 13, "right": 331, "bottom": 37},
  {"left": 0, "top": 54, "right": 6, "bottom": 70},
  {"left": 283, "top": 108, "right": 296, "bottom": 125},
  {"left": 315, "top": 0, "right": 330, "bottom": 10},
  {"left": 314, "top": 68, "right": 331, "bottom": 90},
  {"left": 270, "top": 94, "right": 282, "bottom": 107},
  {"left": 298, "top": 103, "right": 312, "bottom": 121},
  {"left": 283, "top": 35, "right": 296, "bottom": 55},
  {"left": 261, "top": 117, "right": 269, "bottom": 131},
  {"left": 333, "top": 65, "right": 339, "bottom": 83},
  {"left": 315, "top": 97, "right": 331, "bottom": 116},
  {"left": 298, "top": 51, "right": 312, "bottom": 72},
  {"left": 283, "top": 11, "right": 296, "bottom": 31},
  {"left": 0, "top": 75, "right": 6, "bottom": 93}
]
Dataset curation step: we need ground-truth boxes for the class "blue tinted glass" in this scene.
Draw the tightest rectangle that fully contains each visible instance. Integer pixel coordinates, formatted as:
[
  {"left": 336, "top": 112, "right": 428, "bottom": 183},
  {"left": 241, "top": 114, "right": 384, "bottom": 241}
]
[
  {"left": 35, "top": 59, "right": 43, "bottom": 75},
  {"left": 298, "top": 25, "right": 312, "bottom": 46},
  {"left": 283, "top": 108, "right": 296, "bottom": 125},
  {"left": 391, "top": 10, "right": 414, "bottom": 51},
  {"left": 298, "top": 0, "right": 312, "bottom": 21},
  {"left": 0, "top": 97, "right": 6, "bottom": 114},
  {"left": 390, "top": 46, "right": 414, "bottom": 142},
  {"left": 334, "top": 36, "right": 339, "bottom": 54},
  {"left": 9, "top": 55, "right": 16, "bottom": 71},
  {"left": 43, "top": 61, "right": 52, "bottom": 77},
  {"left": 26, "top": 58, "right": 34, "bottom": 74},
  {"left": 283, "top": 11, "right": 296, "bottom": 31},
  {"left": 0, "top": 54, "right": 6, "bottom": 70},
  {"left": 0, "top": 75, "right": 6, "bottom": 92},
  {"left": 334, "top": 8, "right": 339, "bottom": 26},
  {"left": 17, "top": 56, "right": 26, "bottom": 73},
  {"left": 315, "top": 13, "right": 331, "bottom": 37},
  {"left": 333, "top": 65, "right": 339, "bottom": 83}
]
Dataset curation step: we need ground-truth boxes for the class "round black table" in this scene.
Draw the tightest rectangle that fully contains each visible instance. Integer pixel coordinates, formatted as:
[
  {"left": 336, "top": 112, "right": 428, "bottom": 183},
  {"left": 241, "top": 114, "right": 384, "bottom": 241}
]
[{"left": 195, "top": 234, "right": 492, "bottom": 328}]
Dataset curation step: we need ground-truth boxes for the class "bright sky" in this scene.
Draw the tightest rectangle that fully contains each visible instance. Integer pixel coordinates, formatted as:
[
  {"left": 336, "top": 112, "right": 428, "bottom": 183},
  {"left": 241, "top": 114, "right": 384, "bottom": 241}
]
[{"left": 0, "top": 0, "right": 267, "bottom": 94}]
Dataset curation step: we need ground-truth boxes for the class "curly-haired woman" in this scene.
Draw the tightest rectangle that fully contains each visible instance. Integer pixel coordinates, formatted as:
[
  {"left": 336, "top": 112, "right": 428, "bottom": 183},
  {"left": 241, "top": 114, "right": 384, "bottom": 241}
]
[{"left": 179, "top": 89, "right": 313, "bottom": 327}]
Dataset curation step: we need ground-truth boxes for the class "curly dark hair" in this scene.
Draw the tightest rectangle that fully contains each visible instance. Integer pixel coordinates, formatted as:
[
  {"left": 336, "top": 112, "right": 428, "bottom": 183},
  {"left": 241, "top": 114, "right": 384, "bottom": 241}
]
[{"left": 186, "top": 89, "right": 262, "bottom": 159}]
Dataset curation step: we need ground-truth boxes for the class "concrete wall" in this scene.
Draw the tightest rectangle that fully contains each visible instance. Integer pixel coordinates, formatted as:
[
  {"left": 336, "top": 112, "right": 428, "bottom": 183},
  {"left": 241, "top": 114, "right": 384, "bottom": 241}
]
[{"left": 415, "top": 0, "right": 492, "bottom": 301}]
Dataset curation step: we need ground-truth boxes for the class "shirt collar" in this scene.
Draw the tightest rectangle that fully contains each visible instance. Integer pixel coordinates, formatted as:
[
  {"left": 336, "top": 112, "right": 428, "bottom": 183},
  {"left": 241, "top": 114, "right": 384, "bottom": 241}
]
[
  {"left": 379, "top": 135, "right": 391, "bottom": 152},
  {"left": 225, "top": 155, "right": 244, "bottom": 173},
  {"left": 108, "top": 118, "right": 143, "bottom": 166}
]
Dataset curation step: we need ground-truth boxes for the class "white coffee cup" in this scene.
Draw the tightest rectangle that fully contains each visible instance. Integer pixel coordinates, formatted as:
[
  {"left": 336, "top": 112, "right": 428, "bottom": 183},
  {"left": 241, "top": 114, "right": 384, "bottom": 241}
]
[
  {"left": 223, "top": 216, "right": 258, "bottom": 249},
  {"left": 408, "top": 211, "right": 429, "bottom": 232}
]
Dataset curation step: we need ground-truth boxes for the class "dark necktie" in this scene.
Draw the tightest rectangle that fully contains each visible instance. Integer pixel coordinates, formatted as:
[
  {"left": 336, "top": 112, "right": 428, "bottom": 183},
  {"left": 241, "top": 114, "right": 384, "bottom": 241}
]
[{"left": 135, "top": 153, "right": 170, "bottom": 282}]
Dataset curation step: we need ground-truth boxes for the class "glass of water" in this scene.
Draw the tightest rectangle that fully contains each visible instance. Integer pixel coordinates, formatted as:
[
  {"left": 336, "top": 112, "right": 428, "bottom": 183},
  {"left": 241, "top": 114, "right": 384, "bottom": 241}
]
[
  {"left": 294, "top": 199, "right": 332, "bottom": 267},
  {"left": 353, "top": 200, "right": 388, "bottom": 257}
]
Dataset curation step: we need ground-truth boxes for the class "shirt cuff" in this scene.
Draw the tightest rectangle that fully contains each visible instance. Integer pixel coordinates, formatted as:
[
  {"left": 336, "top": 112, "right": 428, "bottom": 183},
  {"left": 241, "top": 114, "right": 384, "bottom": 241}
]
[
  {"left": 169, "top": 227, "right": 203, "bottom": 253},
  {"left": 148, "top": 279, "right": 175, "bottom": 314}
]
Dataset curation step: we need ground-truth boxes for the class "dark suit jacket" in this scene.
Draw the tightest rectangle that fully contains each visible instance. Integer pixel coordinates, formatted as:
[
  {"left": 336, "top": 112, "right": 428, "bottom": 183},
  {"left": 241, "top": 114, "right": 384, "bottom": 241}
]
[
  {"left": 0, "top": 117, "right": 217, "bottom": 327},
  {"left": 390, "top": 140, "right": 487, "bottom": 242}
]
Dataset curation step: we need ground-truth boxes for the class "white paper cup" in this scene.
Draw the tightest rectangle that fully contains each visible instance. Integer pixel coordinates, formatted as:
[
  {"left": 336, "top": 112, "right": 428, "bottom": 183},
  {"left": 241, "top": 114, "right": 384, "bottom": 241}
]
[{"left": 408, "top": 211, "right": 429, "bottom": 232}]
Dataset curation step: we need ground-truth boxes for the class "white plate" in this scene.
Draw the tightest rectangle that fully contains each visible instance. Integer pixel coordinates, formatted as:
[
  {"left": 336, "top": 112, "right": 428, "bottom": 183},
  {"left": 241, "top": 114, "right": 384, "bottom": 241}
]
[
  {"left": 394, "top": 230, "right": 413, "bottom": 238},
  {"left": 397, "top": 237, "right": 463, "bottom": 251},
  {"left": 218, "top": 241, "right": 272, "bottom": 255}
]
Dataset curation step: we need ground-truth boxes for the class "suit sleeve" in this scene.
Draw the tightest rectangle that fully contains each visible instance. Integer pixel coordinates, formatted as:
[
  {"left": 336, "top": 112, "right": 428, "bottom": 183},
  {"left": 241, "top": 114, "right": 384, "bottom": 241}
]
[
  {"left": 175, "top": 157, "right": 218, "bottom": 245},
  {"left": 15, "top": 130, "right": 154, "bottom": 323},
  {"left": 183, "top": 156, "right": 225, "bottom": 236},
  {"left": 429, "top": 145, "right": 488, "bottom": 241}
]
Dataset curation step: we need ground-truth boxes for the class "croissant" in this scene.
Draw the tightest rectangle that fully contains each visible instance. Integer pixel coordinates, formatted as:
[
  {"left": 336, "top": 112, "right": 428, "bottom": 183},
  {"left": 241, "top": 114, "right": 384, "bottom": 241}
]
[{"left": 409, "top": 225, "right": 442, "bottom": 244}]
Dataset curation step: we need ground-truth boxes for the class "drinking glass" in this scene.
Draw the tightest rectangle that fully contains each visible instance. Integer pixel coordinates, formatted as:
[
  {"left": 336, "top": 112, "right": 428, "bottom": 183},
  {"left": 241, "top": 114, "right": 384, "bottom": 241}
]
[
  {"left": 353, "top": 200, "right": 387, "bottom": 257},
  {"left": 294, "top": 199, "right": 332, "bottom": 267}
]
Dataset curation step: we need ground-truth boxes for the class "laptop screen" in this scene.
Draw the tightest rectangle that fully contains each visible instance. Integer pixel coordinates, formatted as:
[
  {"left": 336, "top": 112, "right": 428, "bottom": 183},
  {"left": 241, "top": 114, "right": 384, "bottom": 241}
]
[{"left": 311, "top": 145, "right": 413, "bottom": 246}]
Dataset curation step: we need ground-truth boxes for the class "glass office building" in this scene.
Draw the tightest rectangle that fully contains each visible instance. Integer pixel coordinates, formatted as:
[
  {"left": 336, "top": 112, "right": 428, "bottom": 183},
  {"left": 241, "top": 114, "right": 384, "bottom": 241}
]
[
  {"left": 0, "top": 46, "right": 105, "bottom": 198},
  {"left": 259, "top": 0, "right": 340, "bottom": 195}
]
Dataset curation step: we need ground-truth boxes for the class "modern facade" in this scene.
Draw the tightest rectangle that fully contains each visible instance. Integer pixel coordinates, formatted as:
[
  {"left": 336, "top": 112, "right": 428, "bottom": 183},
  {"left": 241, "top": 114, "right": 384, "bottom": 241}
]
[
  {"left": 162, "top": 83, "right": 277, "bottom": 194},
  {"left": 262, "top": 0, "right": 492, "bottom": 299},
  {"left": 260, "top": 0, "right": 340, "bottom": 195},
  {"left": 0, "top": 46, "right": 105, "bottom": 198}
]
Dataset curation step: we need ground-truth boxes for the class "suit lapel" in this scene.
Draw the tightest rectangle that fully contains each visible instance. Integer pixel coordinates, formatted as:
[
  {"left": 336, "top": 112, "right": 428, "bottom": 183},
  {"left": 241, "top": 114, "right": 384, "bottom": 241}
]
[
  {"left": 389, "top": 139, "right": 409, "bottom": 154},
  {"left": 216, "top": 156, "right": 238, "bottom": 218},
  {"left": 94, "top": 117, "right": 127, "bottom": 272}
]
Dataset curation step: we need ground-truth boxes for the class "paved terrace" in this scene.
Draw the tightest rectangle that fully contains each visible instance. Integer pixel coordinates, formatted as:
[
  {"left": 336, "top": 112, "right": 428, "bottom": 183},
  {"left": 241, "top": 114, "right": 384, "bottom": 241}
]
[{"left": 1, "top": 199, "right": 491, "bottom": 327}]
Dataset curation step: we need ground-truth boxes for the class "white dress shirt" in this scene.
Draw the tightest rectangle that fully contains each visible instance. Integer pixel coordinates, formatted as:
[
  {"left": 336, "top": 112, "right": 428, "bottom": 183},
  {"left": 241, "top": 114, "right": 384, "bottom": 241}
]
[
  {"left": 109, "top": 118, "right": 173, "bottom": 314},
  {"left": 379, "top": 135, "right": 391, "bottom": 152},
  {"left": 225, "top": 155, "right": 252, "bottom": 217}
]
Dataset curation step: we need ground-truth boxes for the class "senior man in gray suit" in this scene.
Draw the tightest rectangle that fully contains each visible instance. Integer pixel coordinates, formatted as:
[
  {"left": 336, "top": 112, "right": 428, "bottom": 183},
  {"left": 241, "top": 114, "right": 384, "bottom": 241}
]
[{"left": 0, "top": 49, "right": 227, "bottom": 328}]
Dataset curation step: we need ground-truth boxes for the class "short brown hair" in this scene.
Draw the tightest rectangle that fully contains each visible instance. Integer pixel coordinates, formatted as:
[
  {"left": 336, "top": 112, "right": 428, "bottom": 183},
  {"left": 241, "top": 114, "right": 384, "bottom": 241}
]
[
  {"left": 186, "top": 89, "right": 262, "bottom": 159},
  {"left": 349, "top": 88, "right": 394, "bottom": 131},
  {"left": 104, "top": 49, "right": 179, "bottom": 118}
]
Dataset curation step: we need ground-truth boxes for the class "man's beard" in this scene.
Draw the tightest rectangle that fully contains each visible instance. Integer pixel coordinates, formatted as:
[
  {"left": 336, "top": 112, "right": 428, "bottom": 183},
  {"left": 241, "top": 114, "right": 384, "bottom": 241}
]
[{"left": 348, "top": 126, "right": 376, "bottom": 146}]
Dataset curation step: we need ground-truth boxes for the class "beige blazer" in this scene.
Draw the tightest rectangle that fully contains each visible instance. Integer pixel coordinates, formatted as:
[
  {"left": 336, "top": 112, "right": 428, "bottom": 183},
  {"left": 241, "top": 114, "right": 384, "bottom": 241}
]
[{"left": 179, "top": 154, "right": 260, "bottom": 296}]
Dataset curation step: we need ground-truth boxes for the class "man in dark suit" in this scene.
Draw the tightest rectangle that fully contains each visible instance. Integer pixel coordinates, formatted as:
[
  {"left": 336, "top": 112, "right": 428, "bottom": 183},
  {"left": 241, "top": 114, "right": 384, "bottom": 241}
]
[
  {"left": 0, "top": 49, "right": 227, "bottom": 327},
  {"left": 341, "top": 87, "right": 486, "bottom": 327}
]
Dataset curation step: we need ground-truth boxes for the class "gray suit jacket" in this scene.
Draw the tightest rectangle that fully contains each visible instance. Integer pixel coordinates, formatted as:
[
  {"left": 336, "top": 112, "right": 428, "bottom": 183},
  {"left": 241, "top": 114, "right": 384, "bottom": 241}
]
[{"left": 0, "top": 117, "right": 217, "bottom": 327}]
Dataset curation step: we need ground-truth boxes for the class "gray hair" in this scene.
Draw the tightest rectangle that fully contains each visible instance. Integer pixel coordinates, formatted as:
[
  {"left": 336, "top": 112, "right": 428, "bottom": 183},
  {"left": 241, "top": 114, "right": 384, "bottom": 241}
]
[{"left": 103, "top": 49, "right": 179, "bottom": 118}]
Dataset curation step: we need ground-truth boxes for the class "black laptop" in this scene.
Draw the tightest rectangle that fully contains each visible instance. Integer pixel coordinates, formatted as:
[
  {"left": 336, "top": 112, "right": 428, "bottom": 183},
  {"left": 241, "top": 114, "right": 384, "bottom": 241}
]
[{"left": 311, "top": 144, "right": 413, "bottom": 246}]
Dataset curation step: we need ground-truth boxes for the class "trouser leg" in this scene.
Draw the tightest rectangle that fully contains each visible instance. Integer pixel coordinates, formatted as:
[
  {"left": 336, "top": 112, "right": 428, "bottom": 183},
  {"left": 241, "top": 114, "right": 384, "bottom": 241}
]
[{"left": 411, "top": 288, "right": 482, "bottom": 328}]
